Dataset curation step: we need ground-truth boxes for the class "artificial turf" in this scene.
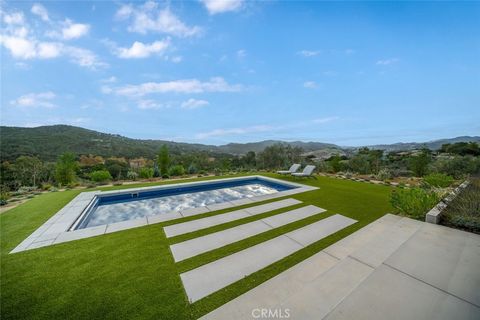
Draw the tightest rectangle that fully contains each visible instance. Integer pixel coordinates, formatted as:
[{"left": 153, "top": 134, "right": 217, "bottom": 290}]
[{"left": 1, "top": 174, "right": 394, "bottom": 319}]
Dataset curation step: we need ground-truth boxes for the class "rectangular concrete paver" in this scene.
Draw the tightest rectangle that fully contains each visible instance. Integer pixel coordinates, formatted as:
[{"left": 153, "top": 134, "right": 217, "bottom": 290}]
[
  {"left": 180, "top": 214, "right": 356, "bottom": 302},
  {"left": 324, "top": 264, "right": 480, "bottom": 320},
  {"left": 384, "top": 223, "right": 480, "bottom": 307},
  {"left": 171, "top": 221, "right": 272, "bottom": 262},
  {"left": 243, "top": 198, "right": 301, "bottom": 215},
  {"left": 171, "top": 205, "right": 325, "bottom": 262},
  {"left": 287, "top": 214, "right": 357, "bottom": 246},
  {"left": 181, "top": 236, "right": 303, "bottom": 303},
  {"left": 262, "top": 205, "right": 326, "bottom": 228},
  {"left": 164, "top": 198, "right": 301, "bottom": 238}
]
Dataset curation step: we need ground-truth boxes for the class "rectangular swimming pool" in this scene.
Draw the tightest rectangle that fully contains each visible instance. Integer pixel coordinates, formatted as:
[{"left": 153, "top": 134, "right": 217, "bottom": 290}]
[{"left": 73, "top": 177, "right": 298, "bottom": 230}]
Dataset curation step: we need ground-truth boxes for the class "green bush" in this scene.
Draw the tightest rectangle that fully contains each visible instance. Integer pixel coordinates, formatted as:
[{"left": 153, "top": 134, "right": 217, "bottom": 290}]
[
  {"left": 423, "top": 173, "right": 454, "bottom": 188},
  {"left": 375, "top": 168, "right": 391, "bottom": 181},
  {"left": 41, "top": 183, "right": 53, "bottom": 190},
  {"left": 90, "top": 170, "right": 112, "bottom": 183},
  {"left": 168, "top": 165, "right": 185, "bottom": 177},
  {"left": 126, "top": 171, "right": 138, "bottom": 180},
  {"left": 139, "top": 167, "right": 154, "bottom": 179},
  {"left": 390, "top": 187, "right": 439, "bottom": 220}
]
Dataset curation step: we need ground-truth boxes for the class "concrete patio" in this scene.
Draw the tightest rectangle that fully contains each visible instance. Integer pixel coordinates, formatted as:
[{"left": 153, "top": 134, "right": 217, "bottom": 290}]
[{"left": 202, "top": 214, "right": 480, "bottom": 319}]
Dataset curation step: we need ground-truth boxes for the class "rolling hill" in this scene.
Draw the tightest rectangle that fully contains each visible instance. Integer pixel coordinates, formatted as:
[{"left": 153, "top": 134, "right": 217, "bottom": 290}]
[{"left": 0, "top": 125, "right": 478, "bottom": 162}]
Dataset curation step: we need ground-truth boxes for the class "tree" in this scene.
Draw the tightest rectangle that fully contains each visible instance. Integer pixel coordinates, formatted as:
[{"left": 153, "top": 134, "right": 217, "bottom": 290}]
[
  {"left": 55, "top": 153, "right": 78, "bottom": 185},
  {"left": 329, "top": 154, "right": 343, "bottom": 173},
  {"left": 408, "top": 149, "right": 431, "bottom": 177},
  {"left": 13, "top": 156, "right": 43, "bottom": 187},
  {"left": 90, "top": 170, "right": 112, "bottom": 183},
  {"left": 158, "top": 145, "right": 170, "bottom": 176}
]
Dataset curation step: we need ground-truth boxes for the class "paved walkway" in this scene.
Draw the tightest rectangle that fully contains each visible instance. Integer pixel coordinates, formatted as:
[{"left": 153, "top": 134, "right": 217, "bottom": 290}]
[
  {"left": 201, "top": 214, "right": 480, "bottom": 319},
  {"left": 164, "top": 198, "right": 302, "bottom": 238},
  {"left": 171, "top": 205, "right": 326, "bottom": 262},
  {"left": 181, "top": 214, "right": 357, "bottom": 302}
]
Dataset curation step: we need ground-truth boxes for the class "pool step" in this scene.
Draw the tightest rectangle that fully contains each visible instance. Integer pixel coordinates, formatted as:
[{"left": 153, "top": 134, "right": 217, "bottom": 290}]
[
  {"left": 200, "top": 215, "right": 423, "bottom": 319},
  {"left": 180, "top": 214, "right": 357, "bottom": 303},
  {"left": 164, "top": 198, "right": 302, "bottom": 238},
  {"left": 170, "top": 205, "right": 326, "bottom": 262}
]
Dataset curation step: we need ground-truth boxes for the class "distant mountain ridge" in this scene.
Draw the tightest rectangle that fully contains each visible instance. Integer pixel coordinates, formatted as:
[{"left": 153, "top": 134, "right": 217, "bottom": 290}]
[{"left": 0, "top": 125, "right": 478, "bottom": 161}]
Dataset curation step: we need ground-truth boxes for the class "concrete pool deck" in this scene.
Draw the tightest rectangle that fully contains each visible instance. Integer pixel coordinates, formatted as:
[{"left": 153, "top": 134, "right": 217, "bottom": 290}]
[
  {"left": 10, "top": 176, "right": 316, "bottom": 253},
  {"left": 201, "top": 214, "right": 480, "bottom": 319}
]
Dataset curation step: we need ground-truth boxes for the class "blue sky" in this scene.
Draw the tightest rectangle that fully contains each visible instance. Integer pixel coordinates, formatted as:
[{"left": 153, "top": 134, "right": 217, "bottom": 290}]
[{"left": 1, "top": 1, "right": 479, "bottom": 146}]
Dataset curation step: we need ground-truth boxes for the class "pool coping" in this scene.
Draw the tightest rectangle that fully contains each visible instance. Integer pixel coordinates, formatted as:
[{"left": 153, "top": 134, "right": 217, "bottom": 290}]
[{"left": 10, "top": 176, "right": 317, "bottom": 253}]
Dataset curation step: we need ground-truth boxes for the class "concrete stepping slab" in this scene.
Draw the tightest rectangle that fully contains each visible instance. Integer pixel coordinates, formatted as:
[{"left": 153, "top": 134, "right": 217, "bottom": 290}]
[
  {"left": 384, "top": 223, "right": 480, "bottom": 307},
  {"left": 201, "top": 251, "right": 339, "bottom": 320},
  {"left": 349, "top": 217, "right": 422, "bottom": 268},
  {"left": 243, "top": 198, "right": 301, "bottom": 215},
  {"left": 324, "top": 264, "right": 480, "bottom": 320},
  {"left": 287, "top": 214, "right": 357, "bottom": 247},
  {"left": 181, "top": 235, "right": 303, "bottom": 303},
  {"left": 171, "top": 205, "right": 325, "bottom": 262},
  {"left": 181, "top": 214, "right": 356, "bottom": 302},
  {"left": 164, "top": 198, "right": 302, "bottom": 238},
  {"left": 171, "top": 221, "right": 272, "bottom": 262},
  {"left": 324, "top": 214, "right": 402, "bottom": 260}
]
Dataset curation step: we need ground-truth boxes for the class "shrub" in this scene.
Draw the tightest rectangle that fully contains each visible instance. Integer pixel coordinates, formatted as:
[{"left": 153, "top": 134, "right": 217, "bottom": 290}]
[
  {"left": 0, "top": 187, "right": 11, "bottom": 205},
  {"left": 375, "top": 168, "right": 391, "bottom": 181},
  {"left": 139, "top": 167, "right": 154, "bottom": 179},
  {"left": 390, "top": 187, "right": 439, "bottom": 220},
  {"left": 49, "top": 186, "right": 58, "bottom": 192},
  {"left": 423, "top": 173, "right": 454, "bottom": 188},
  {"left": 168, "top": 165, "right": 185, "bottom": 177},
  {"left": 126, "top": 171, "right": 138, "bottom": 181},
  {"left": 187, "top": 163, "right": 198, "bottom": 174},
  {"left": 41, "top": 183, "right": 53, "bottom": 190},
  {"left": 90, "top": 170, "right": 112, "bottom": 183}
]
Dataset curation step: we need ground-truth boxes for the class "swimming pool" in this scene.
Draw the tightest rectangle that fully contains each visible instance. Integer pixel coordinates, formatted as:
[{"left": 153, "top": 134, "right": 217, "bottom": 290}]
[{"left": 73, "top": 177, "right": 297, "bottom": 230}]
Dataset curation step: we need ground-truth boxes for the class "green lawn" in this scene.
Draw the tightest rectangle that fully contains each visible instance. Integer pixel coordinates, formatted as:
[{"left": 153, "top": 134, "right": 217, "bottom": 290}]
[{"left": 1, "top": 174, "right": 394, "bottom": 319}]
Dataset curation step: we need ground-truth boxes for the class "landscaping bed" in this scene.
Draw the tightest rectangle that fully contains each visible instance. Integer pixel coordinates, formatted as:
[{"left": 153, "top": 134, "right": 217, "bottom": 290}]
[{"left": 441, "top": 177, "right": 480, "bottom": 234}]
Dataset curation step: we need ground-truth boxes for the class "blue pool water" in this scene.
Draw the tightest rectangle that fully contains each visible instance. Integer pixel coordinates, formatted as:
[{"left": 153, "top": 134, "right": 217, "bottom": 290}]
[{"left": 75, "top": 178, "right": 296, "bottom": 229}]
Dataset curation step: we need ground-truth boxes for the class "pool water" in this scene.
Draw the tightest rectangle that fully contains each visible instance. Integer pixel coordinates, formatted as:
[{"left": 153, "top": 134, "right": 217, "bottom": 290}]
[{"left": 75, "top": 178, "right": 295, "bottom": 229}]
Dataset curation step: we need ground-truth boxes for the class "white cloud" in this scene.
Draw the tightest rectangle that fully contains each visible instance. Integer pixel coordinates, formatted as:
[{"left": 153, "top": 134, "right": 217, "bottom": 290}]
[
  {"left": 201, "top": 0, "right": 244, "bottom": 14},
  {"left": 237, "top": 49, "right": 246, "bottom": 58},
  {"left": 110, "top": 77, "right": 243, "bottom": 97},
  {"left": 298, "top": 50, "right": 321, "bottom": 57},
  {"left": 303, "top": 81, "right": 319, "bottom": 89},
  {"left": 31, "top": 4, "right": 49, "bottom": 21},
  {"left": 137, "top": 99, "right": 171, "bottom": 110},
  {"left": 37, "top": 42, "right": 62, "bottom": 58},
  {"left": 101, "top": 76, "right": 117, "bottom": 83},
  {"left": 10, "top": 92, "right": 56, "bottom": 108},
  {"left": 0, "top": 35, "right": 36, "bottom": 59},
  {"left": 181, "top": 98, "right": 209, "bottom": 109},
  {"left": 115, "top": 39, "right": 170, "bottom": 58},
  {"left": 171, "top": 56, "right": 182, "bottom": 63},
  {"left": 3, "top": 12, "right": 25, "bottom": 25},
  {"left": 115, "top": 2, "right": 201, "bottom": 37},
  {"left": 376, "top": 58, "right": 399, "bottom": 65},
  {"left": 61, "top": 19, "right": 90, "bottom": 40},
  {"left": 0, "top": 7, "right": 104, "bottom": 69}
]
